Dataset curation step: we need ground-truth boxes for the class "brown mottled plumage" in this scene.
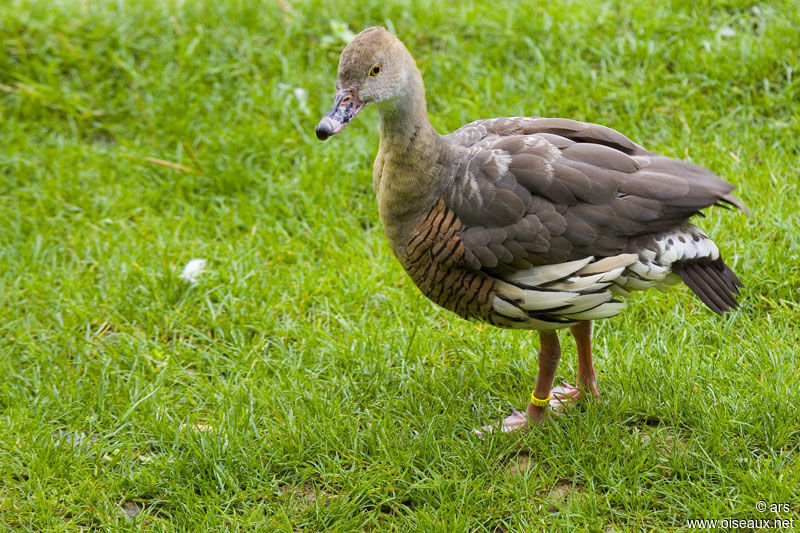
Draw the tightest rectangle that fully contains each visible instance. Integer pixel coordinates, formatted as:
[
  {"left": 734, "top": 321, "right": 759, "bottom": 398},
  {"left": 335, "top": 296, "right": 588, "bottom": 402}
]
[
  {"left": 316, "top": 27, "right": 746, "bottom": 433},
  {"left": 403, "top": 199, "right": 495, "bottom": 320}
]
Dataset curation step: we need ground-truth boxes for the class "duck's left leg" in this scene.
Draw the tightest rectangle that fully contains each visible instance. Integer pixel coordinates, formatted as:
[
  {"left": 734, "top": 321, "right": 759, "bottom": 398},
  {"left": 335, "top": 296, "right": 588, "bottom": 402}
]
[
  {"left": 526, "top": 330, "right": 562, "bottom": 423},
  {"left": 473, "top": 330, "right": 562, "bottom": 436}
]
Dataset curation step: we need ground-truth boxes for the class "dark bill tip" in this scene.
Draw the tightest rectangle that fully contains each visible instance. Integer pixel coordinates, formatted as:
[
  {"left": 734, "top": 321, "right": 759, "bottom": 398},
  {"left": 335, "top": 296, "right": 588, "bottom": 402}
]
[
  {"left": 315, "top": 86, "right": 363, "bottom": 141},
  {"left": 315, "top": 119, "right": 334, "bottom": 141}
]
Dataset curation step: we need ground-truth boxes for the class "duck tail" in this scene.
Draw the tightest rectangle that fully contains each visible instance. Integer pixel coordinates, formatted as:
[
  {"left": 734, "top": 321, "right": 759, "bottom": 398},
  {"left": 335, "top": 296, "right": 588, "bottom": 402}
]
[{"left": 672, "top": 257, "right": 744, "bottom": 315}]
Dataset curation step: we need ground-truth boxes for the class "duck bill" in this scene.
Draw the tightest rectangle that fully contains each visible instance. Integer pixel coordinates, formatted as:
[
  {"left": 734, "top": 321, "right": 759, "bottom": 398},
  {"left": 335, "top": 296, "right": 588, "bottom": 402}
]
[{"left": 315, "top": 86, "right": 364, "bottom": 140}]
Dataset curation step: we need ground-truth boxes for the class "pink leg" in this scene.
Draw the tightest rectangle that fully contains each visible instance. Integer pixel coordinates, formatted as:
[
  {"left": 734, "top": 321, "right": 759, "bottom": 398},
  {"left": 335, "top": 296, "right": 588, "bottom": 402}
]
[
  {"left": 546, "top": 321, "right": 601, "bottom": 403},
  {"left": 474, "top": 331, "right": 562, "bottom": 436},
  {"left": 570, "top": 320, "right": 600, "bottom": 399},
  {"left": 526, "top": 331, "right": 561, "bottom": 423}
]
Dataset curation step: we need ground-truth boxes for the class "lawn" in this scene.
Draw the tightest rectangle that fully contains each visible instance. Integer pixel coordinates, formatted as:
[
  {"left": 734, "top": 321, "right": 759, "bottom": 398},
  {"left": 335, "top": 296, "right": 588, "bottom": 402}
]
[{"left": 1, "top": 0, "right": 799, "bottom": 530}]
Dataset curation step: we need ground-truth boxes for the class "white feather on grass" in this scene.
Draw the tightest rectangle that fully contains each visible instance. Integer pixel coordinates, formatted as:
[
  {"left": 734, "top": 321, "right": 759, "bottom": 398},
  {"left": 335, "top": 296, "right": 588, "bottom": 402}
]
[{"left": 180, "top": 258, "right": 207, "bottom": 283}]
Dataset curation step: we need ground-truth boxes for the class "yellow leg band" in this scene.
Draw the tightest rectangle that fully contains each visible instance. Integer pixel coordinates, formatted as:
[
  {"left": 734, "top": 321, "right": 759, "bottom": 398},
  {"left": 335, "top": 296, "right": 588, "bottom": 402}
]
[{"left": 530, "top": 390, "right": 551, "bottom": 408}]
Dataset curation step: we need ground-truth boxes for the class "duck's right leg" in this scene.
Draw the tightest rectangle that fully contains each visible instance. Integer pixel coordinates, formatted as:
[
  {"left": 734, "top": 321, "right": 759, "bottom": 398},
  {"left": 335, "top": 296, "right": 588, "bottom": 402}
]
[{"left": 571, "top": 320, "right": 601, "bottom": 399}]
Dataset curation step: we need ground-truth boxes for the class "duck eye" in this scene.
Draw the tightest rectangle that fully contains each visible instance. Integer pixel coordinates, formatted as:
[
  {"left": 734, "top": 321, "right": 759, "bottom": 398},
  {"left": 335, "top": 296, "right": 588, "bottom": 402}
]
[{"left": 369, "top": 64, "right": 381, "bottom": 77}]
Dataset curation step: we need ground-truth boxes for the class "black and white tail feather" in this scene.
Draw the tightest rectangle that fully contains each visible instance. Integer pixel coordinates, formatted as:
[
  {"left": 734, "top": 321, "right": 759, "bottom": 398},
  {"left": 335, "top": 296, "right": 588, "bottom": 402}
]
[
  {"left": 672, "top": 259, "right": 743, "bottom": 315},
  {"left": 488, "top": 223, "right": 742, "bottom": 329}
]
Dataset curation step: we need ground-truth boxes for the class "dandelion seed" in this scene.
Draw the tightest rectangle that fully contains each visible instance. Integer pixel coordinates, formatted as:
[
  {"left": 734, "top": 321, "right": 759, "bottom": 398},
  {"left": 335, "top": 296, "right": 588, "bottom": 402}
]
[
  {"left": 180, "top": 258, "right": 207, "bottom": 283},
  {"left": 294, "top": 87, "right": 308, "bottom": 109},
  {"left": 278, "top": 84, "right": 309, "bottom": 114}
]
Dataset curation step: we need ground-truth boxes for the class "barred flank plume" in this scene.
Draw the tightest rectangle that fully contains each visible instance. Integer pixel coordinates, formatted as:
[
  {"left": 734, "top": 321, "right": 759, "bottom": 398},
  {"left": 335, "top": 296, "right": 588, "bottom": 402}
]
[{"left": 403, "top": 199, "right": 495, "bottom": 320}]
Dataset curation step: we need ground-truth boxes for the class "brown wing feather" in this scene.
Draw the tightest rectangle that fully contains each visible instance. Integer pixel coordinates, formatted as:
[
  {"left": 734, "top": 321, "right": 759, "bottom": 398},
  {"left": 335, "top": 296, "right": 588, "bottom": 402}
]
[{"left": 441, "top": 117, "right": 746, "bottom": 275}]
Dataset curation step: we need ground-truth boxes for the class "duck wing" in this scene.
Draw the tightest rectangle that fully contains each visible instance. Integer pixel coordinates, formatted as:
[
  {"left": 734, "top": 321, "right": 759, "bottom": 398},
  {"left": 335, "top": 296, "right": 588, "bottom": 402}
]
[{"left": 440, "top": 116, "right": 746, "bottom": 274}]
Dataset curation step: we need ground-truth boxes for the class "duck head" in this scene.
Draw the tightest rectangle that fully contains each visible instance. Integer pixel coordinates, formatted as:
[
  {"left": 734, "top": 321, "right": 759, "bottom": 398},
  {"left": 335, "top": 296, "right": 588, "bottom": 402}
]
[{"left": 316, "top": 27, "right": 415, "bottom": 140}]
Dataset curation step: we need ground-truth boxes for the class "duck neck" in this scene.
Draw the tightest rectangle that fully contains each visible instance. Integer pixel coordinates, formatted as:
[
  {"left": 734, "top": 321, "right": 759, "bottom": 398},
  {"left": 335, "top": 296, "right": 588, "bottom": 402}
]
[
  {"left": 375, "top": 71, "right": 442, "bottom": 171},
  {"left": 373, "top": 69, "right": 446, "bottom": 259}
]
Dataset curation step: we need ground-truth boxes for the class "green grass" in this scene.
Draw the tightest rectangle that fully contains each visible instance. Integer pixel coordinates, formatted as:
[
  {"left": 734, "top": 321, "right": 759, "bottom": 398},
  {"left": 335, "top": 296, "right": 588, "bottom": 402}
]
[{"left": 1, "top": 0, "right": 799, "bottom": 530}]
